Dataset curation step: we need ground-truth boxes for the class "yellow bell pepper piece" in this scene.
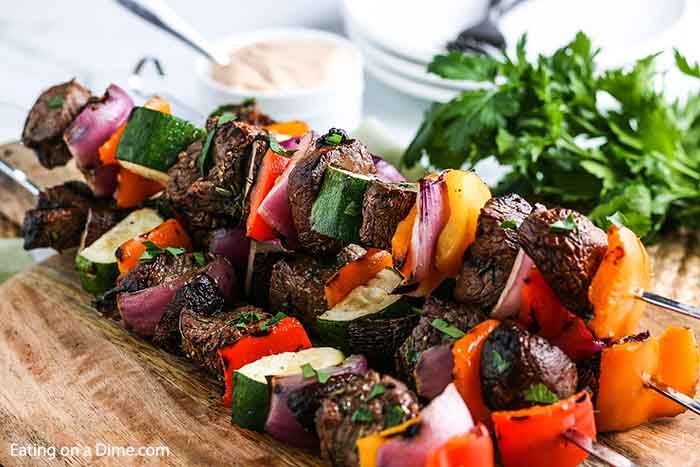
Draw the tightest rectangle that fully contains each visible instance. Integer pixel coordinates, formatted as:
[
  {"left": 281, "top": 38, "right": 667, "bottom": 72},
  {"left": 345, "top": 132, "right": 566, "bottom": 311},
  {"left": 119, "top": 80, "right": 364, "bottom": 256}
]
[
  {"left": 357, "top": 417, "right": 421, "bottom": 467},
  {"left": 434, "top": 170, "right": 491, "bottom": 277}
]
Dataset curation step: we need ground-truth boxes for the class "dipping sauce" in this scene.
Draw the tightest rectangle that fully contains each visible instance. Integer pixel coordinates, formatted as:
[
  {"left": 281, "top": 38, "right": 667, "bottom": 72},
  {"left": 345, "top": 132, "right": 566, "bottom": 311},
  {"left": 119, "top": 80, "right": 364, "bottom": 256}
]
[{"left": 210, "top": 39, "right": 354, "bottom": 92}]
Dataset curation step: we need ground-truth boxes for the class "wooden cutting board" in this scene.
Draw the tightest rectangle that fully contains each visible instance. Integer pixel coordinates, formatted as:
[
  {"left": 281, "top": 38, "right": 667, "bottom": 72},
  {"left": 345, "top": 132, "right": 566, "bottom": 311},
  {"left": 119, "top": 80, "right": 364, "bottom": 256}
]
[{"left": 1, "top": 144, "right": 700, "bottom": 467}]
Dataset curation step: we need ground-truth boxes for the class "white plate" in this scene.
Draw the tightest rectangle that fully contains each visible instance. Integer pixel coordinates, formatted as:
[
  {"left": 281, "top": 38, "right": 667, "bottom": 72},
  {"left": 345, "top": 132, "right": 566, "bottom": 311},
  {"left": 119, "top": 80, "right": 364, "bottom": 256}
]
[
  {"left": 342, "top": 0, "right": 489, "bottom": 65},
  {"left": 364, "top": 56, "right": 460, "bottom": 103},
  {"left": 501, "top": 0, "right": 691, "bottom": 68},
  {"left": 346, "top": 21, "right": 480, "bottom": 92}
]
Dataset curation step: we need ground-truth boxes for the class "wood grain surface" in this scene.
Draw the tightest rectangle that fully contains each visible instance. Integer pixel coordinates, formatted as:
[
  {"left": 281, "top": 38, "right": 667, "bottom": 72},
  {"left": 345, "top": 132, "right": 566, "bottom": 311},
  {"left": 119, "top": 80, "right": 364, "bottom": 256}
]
[{"left": 1, "top": 144, "right": 700, "bottom": 467}]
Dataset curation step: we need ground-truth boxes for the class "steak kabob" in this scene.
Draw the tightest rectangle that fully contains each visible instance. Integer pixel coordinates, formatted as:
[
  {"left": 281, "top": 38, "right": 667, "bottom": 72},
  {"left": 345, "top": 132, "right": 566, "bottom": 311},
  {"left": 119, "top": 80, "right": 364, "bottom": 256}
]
[{"left": 16, "top": 80, "right": 696, "bottom": 467}]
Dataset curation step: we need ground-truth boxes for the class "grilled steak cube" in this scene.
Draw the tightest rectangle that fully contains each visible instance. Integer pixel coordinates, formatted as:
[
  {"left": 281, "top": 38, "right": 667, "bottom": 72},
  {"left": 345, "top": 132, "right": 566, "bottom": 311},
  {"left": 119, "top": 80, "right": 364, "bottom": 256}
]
[
  {"left": 315, "top": 371, "right": 420, "bottom": 467},
  {"left": 22, "top": 80, "right": 91, "bottom": 168},
  {"left": 480, "top": 321, "right": 578, "bottom": 410},
  {"left": 518, "top": 208, "right": 607, "bottom": 317},
  {"left": 454, "top": 194, "right": 534, "bottom": 308},
  {"left": 360, "top": 180, "right": 417, "bottom": 251},
  {"left": 180, "top": 305, "right": 269, "bottom": 376},
  {"left": 152, "top": 271, "right": 229, "bottom": 353},
  {"left": 288, "top": 129, "right": 375, "bottom": 256},
  {"left": 206, "top": 101, "right": 274, "bottom": 129},
  {"left": 166, "top": 121, "right": 265, "bottom": 230},
  {"left": 396, "top": 296, "right": 486, "bottom": 384},
  {"left": 268, "top": 245, "right": 366, "bottom": 331}
]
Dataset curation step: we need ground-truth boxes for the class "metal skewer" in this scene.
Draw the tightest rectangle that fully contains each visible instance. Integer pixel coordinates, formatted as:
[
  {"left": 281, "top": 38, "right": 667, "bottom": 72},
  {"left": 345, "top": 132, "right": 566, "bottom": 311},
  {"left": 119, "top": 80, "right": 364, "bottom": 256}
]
[
  {"left": 645, "top": 376, "right": 700, "bottom": 416},
  {"left": 636, "top": 290, "right": 700, "bottom": 320},
  {"left": 562, "top": 429, "right": 637, "bottom": 467}
]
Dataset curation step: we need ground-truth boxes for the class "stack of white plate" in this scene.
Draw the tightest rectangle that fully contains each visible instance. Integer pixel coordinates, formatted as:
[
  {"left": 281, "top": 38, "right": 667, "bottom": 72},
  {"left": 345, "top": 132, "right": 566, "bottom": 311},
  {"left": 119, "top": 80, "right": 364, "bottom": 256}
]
[{"left": 341, "top": 0, "right": 490, "bottom": 103}]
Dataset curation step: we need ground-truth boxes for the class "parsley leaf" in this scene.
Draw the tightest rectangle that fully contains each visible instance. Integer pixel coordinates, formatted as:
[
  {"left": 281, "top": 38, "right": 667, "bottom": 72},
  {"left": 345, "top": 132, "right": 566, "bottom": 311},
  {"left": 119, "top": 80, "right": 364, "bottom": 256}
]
[
  {"left": 384, "top": 405, "right": 405, "bottom": 428},
  {"left": 269, "top": 135, "right": 294, "bottom": 155},
  {"left": 492, "top": 350, "right": 510, "bottom": 373},
  {"left": 500, "top": 218, "right": 520, "bottom": 229},
  {"left": 301, "top": 363, "right": 316, "bottom": 379},
  {"left": 139, "top": 241, "right": 185, "bottom": 262},
  {"left": 674, "top": 49, "right": 700, "bottom": 78},
  {"left": 193, "top": 251, "right": 206, "bottom": 266},
  {"left": 164, "top": 246, "right": 186, "bottom": 256},
  {"left": 198, "top": 129, "right": 216, "bottom": 177},
  {"left": 316, "top": 369, "right": 331, "bottom": 384},
  {"left": 215, "top": 186, "right": 233, "bottom": 197},
  {"left": 549, "top": 214, "right": 578, "bottom": 234},
  {"left": 427, "top": 51, "right": 499, "bottom": 81},
  {"left": 430, "top": 319, "right": 465, "bottom": 339},
  {"left": 325, "top": 132, "right": 343, "bottom": 145},
  {"left": 351, "top": 407, "right": 374, "bottom": 423},
  {"left": 47, "top": 96, "right": 65, "bottom": 108},
  {"left": 523, "top": 383, "right": 559, "bottom": 404},
  {"left": 261, "top": 312, "right": 286, "bottom": 331},
  {"left": 368, "top": 383, "right": 386, "bottom": 400},
  {"left": 605, "top": 211, "right": 628, "bottom": 229},
  {"left": 217, "top": 111, "right": 236, "bottom": 125}
]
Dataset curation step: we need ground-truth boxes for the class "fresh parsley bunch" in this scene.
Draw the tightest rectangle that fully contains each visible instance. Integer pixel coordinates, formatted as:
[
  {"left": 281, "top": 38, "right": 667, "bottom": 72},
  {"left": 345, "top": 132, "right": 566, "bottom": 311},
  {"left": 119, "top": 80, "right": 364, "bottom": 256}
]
[{"left": 403, "top": 32, "right": 700, "bottom": 241}]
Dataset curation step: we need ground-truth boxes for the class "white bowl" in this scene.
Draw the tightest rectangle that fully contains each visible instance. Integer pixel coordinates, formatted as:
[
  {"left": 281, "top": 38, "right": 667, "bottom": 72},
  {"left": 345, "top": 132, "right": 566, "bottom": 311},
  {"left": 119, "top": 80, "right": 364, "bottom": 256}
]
[{"left": 195, "top": 28, "right": 364, "bottom": 131}]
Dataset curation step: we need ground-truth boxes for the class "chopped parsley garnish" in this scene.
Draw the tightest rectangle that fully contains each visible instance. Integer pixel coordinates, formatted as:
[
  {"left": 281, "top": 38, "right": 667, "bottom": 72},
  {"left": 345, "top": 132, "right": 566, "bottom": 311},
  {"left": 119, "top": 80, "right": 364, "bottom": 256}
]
[
  {"left": 430, "top": 318, "right": 465, "bottom": 339},
  {"left": 235, "top": 311, "right": 262, "bottom": 328},
  {"left": 368, "top": 383, "right": 386, "bottom": 400},
  {"left": 500, "top": 218, "right": 520, "bottom": 229},
  {"left": 351, "top": 407, "right": 374, "bottom": 424},
  {"left": 523, "top": 383, "right": 559, "bottom": 404},
  {"left": 407, "top": 350, "right": 420, "bottom": 365},
  {"left": 139, "top": 241, "right": 185, "bottom": 262},
  {"left": 549, "top": 214, "right": 578, "bottom": 234},
  {"left": 299, "top": 363, "right": 330, "bottom": 383},
  {"left": 385, "top": 404, "right": 405, "bottom": 428},
  {"left": 198, "top": 113, "right": 236, "bottom": 176},
  {"left": 606, "top": 211, "right": 628, "bottom": 229},
  {"left": 47, "top": 96, "right": 65, "bottom": 108},
  {"left": 492, "top": 350, "right": 510, "bottom": 373},
  {"left": 193, "top": 251, "right": 206, "bottom": 266},
  {"left": 269, "top": 135, "right": 294, "bottom": 155},
  {"left": 217, "top": 111, "right": 236, "bottom": 125},
  {"left": 301, "top": 363, "right": 316, "bottom": 379},
  {"left": 325, "top": 132, "right": 343, "bottom": 145},
  {"left": 261, "top": 312, "right": 287, "bottom": 331}
]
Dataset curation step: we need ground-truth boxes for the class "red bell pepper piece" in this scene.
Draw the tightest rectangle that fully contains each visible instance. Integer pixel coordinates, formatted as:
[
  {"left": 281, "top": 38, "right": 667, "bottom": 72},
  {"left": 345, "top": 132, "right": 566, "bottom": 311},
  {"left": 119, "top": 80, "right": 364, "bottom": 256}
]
[
  {"left": 219, "top": 316, "right": 311, "bottom": 406},
  {"left": 425, "top": 423, "right": 494, "bottom": 467},
  {"left": 492, "top": 391, "right": 596, "bottom": 467},
  {"left": 246, "top": 149, "right": 291, "bottom": 241},
  {"left": 519, "top": 267, "right": 602, "bottom": 361},
  {"left": 116, "top": 219, "right": 192, "bottom": 274}
]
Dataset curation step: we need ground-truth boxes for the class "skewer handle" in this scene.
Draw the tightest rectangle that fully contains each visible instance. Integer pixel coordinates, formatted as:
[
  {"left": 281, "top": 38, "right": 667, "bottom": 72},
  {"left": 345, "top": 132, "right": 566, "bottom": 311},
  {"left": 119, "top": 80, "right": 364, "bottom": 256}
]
[
  {"left": 636, "top": 290, "right": 700, "bottom": 320},
  {"left": 645, "top": 377, "right": 700, "bottom": 416},
  {"left": 562, "top": 429, "right": 637, "bottom": 467},
  {"left": 0, "top": 159, "right": 40, "bottom": 197}
]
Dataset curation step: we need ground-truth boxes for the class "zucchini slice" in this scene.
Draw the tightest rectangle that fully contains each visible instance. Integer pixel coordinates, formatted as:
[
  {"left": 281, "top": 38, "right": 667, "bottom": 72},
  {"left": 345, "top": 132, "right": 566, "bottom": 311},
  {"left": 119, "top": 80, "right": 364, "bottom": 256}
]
[
  {"left": 116, "top": 107, "right": 205, "bottom": 174},
  {"left": 231, "top": 347, "right": 344, "bottom": 431},
  {"left": 118, "top": 160, "right": 170, "bottom": 185},
  {"left": 75, "top": 208, "right": 163, "bottom": 294},
  {"left": 311, "top": 166, "right": 373, "bottom": 243},
  {"left": 316, "top": 268, "right": 410, "bottom": 349}
]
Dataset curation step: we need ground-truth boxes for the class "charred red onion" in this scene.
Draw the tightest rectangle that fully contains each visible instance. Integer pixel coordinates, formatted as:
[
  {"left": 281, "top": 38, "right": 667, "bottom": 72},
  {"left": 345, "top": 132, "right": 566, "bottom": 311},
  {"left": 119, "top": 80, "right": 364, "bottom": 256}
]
[
  {"left": 209, "top": 227, "right": 250, "bottom": 271},
  {"left": 373, "top": 156, "right": 406, "bottom": 183},
  {"left": 118, "top": 256, "right": 235, "bottom": 337},
  {"left": 257, "top": 132, "right": 313, "bottom": 239},
  {"left": 406, "top": 175, "right": 449, "bottom": 283},
  {"left": 414, "top": 344, "right": 454, "bottom": 400},
  {"left": 64, "top": 84, "right": 133, "bottom": 168},
  {"left": 91, "top": 164, "right": 120, "bottom": 198},
  {"left": 265, "top": 355, "right": 368, "bottom": 448},
  {"left": 376, "top": 384, "right": 474, "bottom": 467},
  {"left": 491, "top": 249, "right": 534, "bottom": 319}
]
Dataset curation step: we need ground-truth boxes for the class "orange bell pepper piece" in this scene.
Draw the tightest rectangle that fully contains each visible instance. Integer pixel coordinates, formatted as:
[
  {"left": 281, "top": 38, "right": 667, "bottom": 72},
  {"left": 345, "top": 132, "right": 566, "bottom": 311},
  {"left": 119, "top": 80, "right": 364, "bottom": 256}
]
[
  {"left": 434, "top": 170, "right": 491, "bottom": 277},
  {"left": 219, "top": 316, "right": 311, "bottom": 406},
  {"left": 589, "top": 225, "right": 652, "bottom": 340},
  {"left": 115, "top": 168, "right": 164, "bottom": 208},
  {"left": 492, "top": 391, "right": 596, "bottom": 467},
  {"left": 246, "top": 149, "right": 291, "bottom": 241},
  {"left": 596, "top": 326, "right": 698, "bottom": 432},
  {"left": 98, "top": 96, "right": 171, "bottom": 166},
  {"left": 324, "top": 248, "right": 393, "bottom": 307},
  {"left": 452, "top": 320, "right": 500, "bottom": 427},
  {"left": 425, "top": 423, "right": 494, "bottom": 467},
  {"left": 265, "top": 120, "right": 309, "bottom": 138},
  {"left": 116, "top": 218, "right": 192, "bottom": 274}
]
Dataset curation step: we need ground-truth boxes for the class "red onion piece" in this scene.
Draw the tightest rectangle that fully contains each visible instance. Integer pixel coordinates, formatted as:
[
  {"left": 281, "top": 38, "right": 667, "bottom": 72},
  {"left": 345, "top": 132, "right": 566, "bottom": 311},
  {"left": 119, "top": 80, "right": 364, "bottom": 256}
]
[
  {"left": 265, "top": 355, "right": 368, "bottom": 448},
  {"left": 118, "top": 256, "right": 235, "bottom": 337},
  {"left": 64, "top": 84, "right": 133, "bottom": 168},
  {"left": 407, "top": 176, "right": 449, "bottom": 283},
  {"left": 414, "top": 344, "right": 454, "bottom": 400},
  {"left": 377, "top": 384, "right": 474, "bottom": 467},
  {"left": 491, "top": 249, "right": 534, "bottom": 319},
  {"left": 209, "top": 227, "right": 250, "bottom": 271},
  {"left": 279, "top": 136, "right": 302, "bottom": 151},
  {"left": 373, "top": 156, "right": 406, "bottom": 183},
  {"left": 91, "top": 163, "right": 120, "bottom": 198},
  {"left": 257, "top": 132, "right": 313, "bottom": 239}
]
